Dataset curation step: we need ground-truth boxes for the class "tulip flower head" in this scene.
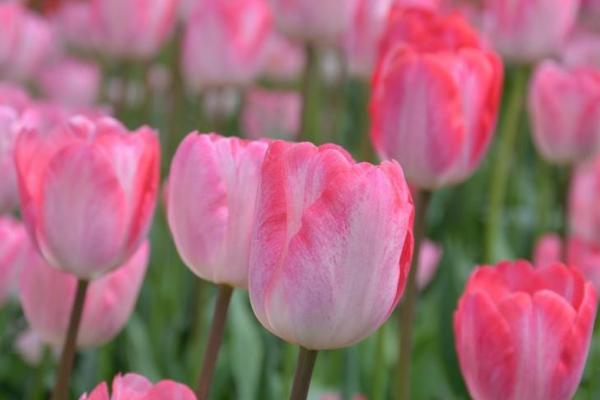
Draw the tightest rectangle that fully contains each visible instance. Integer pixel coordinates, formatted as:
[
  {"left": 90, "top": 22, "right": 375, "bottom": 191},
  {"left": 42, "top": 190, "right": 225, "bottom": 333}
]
[
  {"left": 80, "top": 373, "right": 196, "bottom": 400},
  {"left": 242, "top": 88, "right": 301, "bottom": 140}
]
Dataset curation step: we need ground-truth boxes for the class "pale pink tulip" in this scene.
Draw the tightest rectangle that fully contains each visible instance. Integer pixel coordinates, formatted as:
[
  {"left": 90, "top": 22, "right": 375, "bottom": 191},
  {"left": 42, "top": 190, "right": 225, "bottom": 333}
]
[
  {"left": 182, "top": 0, "right": 273, "bottom": 90},
  {"left": 0, "top": 106, "right": 20, "bottom": 212},
  {"left": 533, "top": 234, "right": 563, "bottom": 268},
  {"left": 15, "top": 116, "right": 160, "bottom": 279},
  {"left": 249, "top": 141, "right": 414, "bottom": 349},
  {"left": 19, "top": 241, "right": 149, "bottom": 348},
  {"left": 167, "top": 133, "right": 268, "bottom": 288},
  {"left": 569, "top": 157, "right": 600, "bottom": 245},
  {"left": 455, "top": 260, "right": 597, "bottom": 400},
  {"left": 0, "top": 217, "right": 26, "bottom": 307},
  {"left": 0, "top": 82, "right": 30, "bottom": 112},
  {"left": 562, "top": 31, "right": 600, "bottom": 69},
  {"left": 37, "top": 59, "right": 101, "bottom": 108},
  {"left": 529, "top": 61, "right": 600, "bottom": 164},
  {"left": 15, "top": 328, "right": 45, "bottom": 366},
  {"left": 261, "top": 33, "right": 305, "bottom": 81},
  {"left": 416, "top": 239, "right": 442, "bottom": 290},
  {"left": 80, "top": 373, "right": 196, "bottom": 400},
  {"left": 242, "top": 88, "right": 301, "bottom": 140},
  {"left": 52, "top": 1, "right": 100, "bottom": 51}
]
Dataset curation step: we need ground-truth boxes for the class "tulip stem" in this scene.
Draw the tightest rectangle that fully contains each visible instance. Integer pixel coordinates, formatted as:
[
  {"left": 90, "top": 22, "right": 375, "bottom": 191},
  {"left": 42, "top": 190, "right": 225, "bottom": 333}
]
[
  {"left": 289, "top": 347, "right": 318, "bottom": 400},
  {"left": 51, "top": 279, "right": 89, "bottom": 400},
  {"left": 485, "top": 67, "right": 528, "bottom": 263},
  {"left": 300, "top": 42, "right": 321, "bottom": 143},
  {"left": 196, "top": 284, "right": 233, "bottom": 400},
  {"left": 371, "top": 322, "right": 387, "bottom": 400},
  {"left": 396, "top": 189, "right": 431, "bottom": 400}
]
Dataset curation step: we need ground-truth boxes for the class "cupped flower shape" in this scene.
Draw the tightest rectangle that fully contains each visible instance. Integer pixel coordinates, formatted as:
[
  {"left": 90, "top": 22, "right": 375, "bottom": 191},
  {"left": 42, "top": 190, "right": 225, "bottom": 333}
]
[
  {"left": 242, "top": 88, "right": 301, "bottom": 140},
  {"left": 249, "top": 141, "right": 414, "bottom": 349},
  {"left": 481, "top": 0, "right": 580, "bottom": 63},
  {"left": 529, "top": 60, "right": 600, "bottom": 164},
  {"left": 167, "top": 133, "right": 268, "bottom": 288},
  {"left": 15, "top": 116, "right": 160, "bottom": 279},
  {"left": 0, "top": 217, "right": 26, "bottom": 307},
  {"left": 19, "top": 240, "right": 149, "bottom": 348},
  {"left": 182, "top": 0, "right": 273, "bottom": 90},
  {"left": 80, "top": 373, "right": 196, "bottom": 400},
  {"left": 91, "top": 0, "right": 178, "bottom": 59},
  {"left": 454, "top": 260, "right": 597, "bottom": 400},
  {"left": 370, "top": 9, "right": 503, "bottom": 189}
]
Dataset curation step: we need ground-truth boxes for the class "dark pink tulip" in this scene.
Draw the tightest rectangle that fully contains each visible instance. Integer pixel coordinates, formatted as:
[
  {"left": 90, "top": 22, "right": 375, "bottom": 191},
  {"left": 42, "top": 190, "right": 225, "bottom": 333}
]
[
  {"left": 249, "top": 141, "right": 414, "bottom": 349},
  {"left": 37, "top": 59, "right": 101, "bottom": 108},
  {"left": 242, "top": 88, "right": 301, "bottom": 140},
  {"left": 15, "top": 116, "right": 160, "bottom": 279},
  {"left": 19, "top": 240, "right": 149, "bottom": 348},
  {"left": 529, "top": 60, "right": 600, "bottom": 164},
  {"left": 182, "top": 0, "right": 273, "bottom": 90},
  {"left": 0, "top": 217, "right": 26, "bottom": 307},
  {"left": 455, "top": 260, "right": 597, "bottom": 400},
  {"left": 80, "top": 373, "right": 196, "bottom": 400},
  {"left": 167, "top": 133, "right": 268, "bottom": 288},
  {"left": 569, "top": 157, "right": 600, "bottom": 245}
]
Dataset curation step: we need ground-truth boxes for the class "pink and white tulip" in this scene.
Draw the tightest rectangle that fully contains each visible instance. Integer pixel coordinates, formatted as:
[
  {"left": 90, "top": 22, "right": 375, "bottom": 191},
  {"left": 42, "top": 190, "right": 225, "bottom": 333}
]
[
  {"left": 15, "top": 116, "right": 160, "bottom": 279},
  {"left": 20, "top": 240, "right": 149, "bottom": 348},
  {"left": 167, "top": 133, "right": 268, "bottom": 288},
  {"left": 249, "top": 141, "right": 414, "bottom": 349},
  {"left": 455, "top": 260, "right": 597, "bottom": 400},
  {"left": 80, "top": 373, "right": 196, "bottom": 400},
  {"left": 242, "top": 88, "right": 301, "bottom": 140}
]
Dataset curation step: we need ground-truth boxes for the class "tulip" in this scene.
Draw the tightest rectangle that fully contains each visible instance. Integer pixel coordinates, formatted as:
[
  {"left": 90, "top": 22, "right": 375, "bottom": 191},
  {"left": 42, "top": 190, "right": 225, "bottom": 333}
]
[
  {"left": 580, "top": 0, "right": 600, "bottom": 29},
  {"left": 416, "top": 239, "right": 442, "bottom": 290},
  {"left": 181, "top": 0, "right": 273, "bottom": 90},
  {"left": 0, "top": 106, "right": 20, "bottom": 213},
  {"left": 0, "top": 217, "right": 26, "bottom": 307},
  {"left": 454, "top": 260, "right": 597, "bottom": 400},
  {"left": 533, "top": 234, "right": 563, "bottom": 268},
  {"left": 481, "top": 0, "right": 580, "bottom": 63},
  {"left": 51, "top": 1, "right": 100, "bottom": 51},
  {"left": 91, "top": 0, "right": 178, "bottom": 59},
  {"left": 15, "top": 328, "right": 45, "bottom": 366},
  {"left": 562, "top": 31, "right": 600, "bottom": 69},
  {"left": 37, "top": 59, "right": 101, "bottom": 108},
  {"left": 242, "top": 88, "right": 301, "bottom": 141},
  {"left": 249, "top": 140, "right": 414, "bottom": 350},
  {"left": 370, "top": 9, "right": 503, "bottom": 189},
  {"left": 19, "top": 240, "right": 149, "bottom": 348},
  {"left": 80, "top": 373, "right": 196, "bottom": 400},
  {"left": 262, "top": 33, "right": 305, "bottom": 81},
  {"left": 568, "top": 236, "right": 600, "bottom": 293},
  {"left": 15, "top": 115, "right": 160, "bottom": 279},
  {"left": 0, "top": 82, "right": 30, "bottom": 112},
  {"left": 529, "top": 61, "right": 600, "bottom": 164},
  {"left": 569, "top": 157, "right": 600, "bottom": 245}
]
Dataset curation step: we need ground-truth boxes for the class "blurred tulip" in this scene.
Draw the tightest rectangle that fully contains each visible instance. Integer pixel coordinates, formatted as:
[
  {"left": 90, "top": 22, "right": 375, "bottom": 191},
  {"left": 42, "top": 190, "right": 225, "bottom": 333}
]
[
  {"left": 0, "top": 106, "right": 20, "bottom": 212},
  {"left": 454, "top": 260, "right": 597, "bottom": 400},
  {"left": 19, "top": 241, "right": 149, "bottom": 348},
  {"left": 80, "top": 373, "right": 196, "bottom": 400},
  {"left": 416, "top": 239, "right": 442, "bottom": 290},
  {"left": 0, "top": 82, "right": 30, "bottom": 112},
  {"left": 267, "top": 0, "right": 359, "bottom": 43},
  {"left": 370, "top": 9, "right": 503, "bottom": 189},
  {"left": 569, "top": 157, "right": 600, "bottom": 245},
  {"left": 37, "top": 59, "right": 101, "bottom": 108},
  {"left": 249, "top": 141, "right": 414, "bottom": 349},
  {"left": 529, "top": 61, "right": 600, "bottom": 164},
  {"left": 52, "top": 1, "right": 100, "bottom": 51},
  {"left": 580, "top": 0, "right": 600, "bottom": 28},
  {"left": 242, "top": 88, "right": 301, "bottom": 140},
  {"left": 167, "top": 133, "right": 268, "bottom": 288},
  {"left": 562, "top": 31, "right": 600, "bottom": 69},
  {"left": 0, "top": 217, "right": 26, "bottom": 307},
  {"left": 533, "top": 234, "right": 563, "bottom": 268},
  {"left": 91, "top": 0, "right": 178, "bottom": 59},
  {"left": 0, "top": 2, "right": 56, "bottom": 81},
  {"left": 15, "top": 328, "right": 45, "bottom": 366},
  {"left": 568, "top": 236, "right": 600, "bottom": 293},
  {"left": 15, "top": 116, "right": 160, "bottom": 279},
  {"left": 481, "top": 0, "right": 580, "bottom": 63},
  {"left": 261, "top": 33, "right": 305, "bottom": 81}
]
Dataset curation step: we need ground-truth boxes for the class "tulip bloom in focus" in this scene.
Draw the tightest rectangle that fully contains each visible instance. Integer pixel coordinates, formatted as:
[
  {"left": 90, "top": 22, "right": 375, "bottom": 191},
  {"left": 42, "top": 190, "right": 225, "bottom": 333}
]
[
  {"left": 454, "top": 260, "right": 597, "bottom": 400},
  {"left": 0, "top": 217, "right": 26, "bottom": 307},
  {"left": 80, "top": 373, "right": 196, "bottom": 400},
  {"left": 249, "top": 141, "right": 414, "bottom": 349},
  {"left": 167, "top": 133, "right": 268, "bottom": 288},
  {"left": 370, "top": 8, "right": 503, "bottom": 189},
  {"left": 20, "top": 241, "right": 149, "bottom": 348},
  {"left": 242, "top": 88, "right": 301, "bottom": 140},
  {"left": 529, "top": 61, "right": 600, "bottom": 164},
  {"left": 15, "top": 116, "right": 160, "bottom": 279}
]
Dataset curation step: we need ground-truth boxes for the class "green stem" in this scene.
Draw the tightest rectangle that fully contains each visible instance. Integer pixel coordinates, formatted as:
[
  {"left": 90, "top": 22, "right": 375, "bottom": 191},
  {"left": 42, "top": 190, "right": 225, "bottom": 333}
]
[
  {"left": 396, "top": 190, "right": 431, "bottom": 400},
  {"left": 485, "top": 67, "right": 528, "bottom": 263},
  {"left": 289, "top": 347, "right": 318, "bottom": 400},
  {"left": 370, "top": 323, "right": 387, "bottom": 400},
  {"left": 196, "top": 284, "right": 234, "bottom": 400},
  {"left": 51, "top": 279, "right": 89, "bottom": 400},
  {"left": 341, "top": 346, "right": 359, "bottom": 400},
  {"left": 300, "top": 42, "right": 321, "bottom": 143}
]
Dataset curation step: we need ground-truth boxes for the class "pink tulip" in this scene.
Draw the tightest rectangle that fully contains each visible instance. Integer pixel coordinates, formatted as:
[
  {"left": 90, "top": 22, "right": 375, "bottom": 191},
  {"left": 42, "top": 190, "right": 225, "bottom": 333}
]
[
  {"left": 481, "top": 0, "right": 580, "bottom": 63},
  {"left": 454, "top": 260, "right": 597, "bottom": 400},
  {"left": 167, "top": 133, "right": 268, "bottom": 288},
  {"left": 267, "top": 0, "right": 359, "bottom": 43},
  {"left": 261, "top": 33, "right": 305, "bottom": 81},
  {"left": 562, "top": 31, "right": 600, "bottom": 69},
  {"left": 37, "top": 59, "right": 101, "bottom": 108},
  {"left": 568, "top": 236, "right": 600, "bottom": 293},
  {"left": 569, "top": 157, "right": 600, "bottom": 245},
  {"left": 91, "top": 0, "right": 178, "bottom": 59},
  {"left": 19, "top": 240, "right": 149, "bottom": 348},
  {"left": 529, "top": 61, "right": 600, "bottom": 164},
  {"left": 80, "top": 373, "right": 196, "bottom": 400},
  {"left": 0, "top": 106, "right": 20, "bottom": 212},
  {"left": 52, "top": 1, "right": 100, "bottom": 51},
  {"left": 533, "top": 234, "right": 563, "bottom": 268},
  {"left": 0, "top": 217, "right": 26, "bottom": 307},
  {"left": 0, "top": 2, "right": 56, "bottom": 81},
  {"left": 242, "top": 88, "right": 301, "bottom": 140},
  {"left": 0, "top": 82, "right": 30, "bottom": 112},
  {"left": 249, "top": 141, "right": 414, "bottom": 349},
  {"left": 182, "top": 0, "right": 273, "bottom": 90},
  {"left": 416, "top": 239, "right": 442, "bottom": 290},
  {"left": 370, "top": 9, "right": 503, "bottom": 189},
  {"left": 15, "top": 328, "right": 45, "bottom": 366},
  {"left": 15, "top": 116, "right": 160, "bottom": 279},
  {"left": 580, "top": 0, "right": 600, "bottom": 29}
]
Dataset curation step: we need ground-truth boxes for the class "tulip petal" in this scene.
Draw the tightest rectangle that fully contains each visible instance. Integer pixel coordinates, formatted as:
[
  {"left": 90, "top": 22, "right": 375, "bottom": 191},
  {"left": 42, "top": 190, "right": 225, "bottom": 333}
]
[{"left": 145, "top": 381, "right": 198, "bottom": 400}]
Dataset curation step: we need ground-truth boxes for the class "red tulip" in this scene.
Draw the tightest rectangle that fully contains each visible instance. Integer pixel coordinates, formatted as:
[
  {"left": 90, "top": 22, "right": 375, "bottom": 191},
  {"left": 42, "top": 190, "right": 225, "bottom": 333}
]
[
  {"left": 80, "top": 373, "right": 196, "bottom": 400},
  {"left": 249, "top": 141, "right": 414, "bottom": 349},
  {"left": 15, "top": 116, "right": 160, "bottom": 279},
  {"left": 454, "top": 260, "right": 597, "bottom": 400},
  {"left": 242, "top": 88, "right": 301, "bottom": 140}
]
